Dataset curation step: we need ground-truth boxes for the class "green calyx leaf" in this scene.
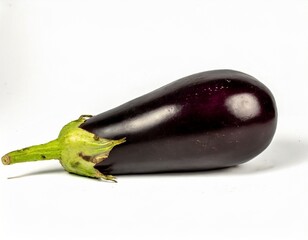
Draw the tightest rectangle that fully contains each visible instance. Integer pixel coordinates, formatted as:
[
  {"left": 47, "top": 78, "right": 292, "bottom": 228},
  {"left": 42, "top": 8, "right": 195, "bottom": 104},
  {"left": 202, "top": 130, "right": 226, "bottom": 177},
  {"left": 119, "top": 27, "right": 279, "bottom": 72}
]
[{"left": 58, "top": 115, "right": 125, "bottom": 180}]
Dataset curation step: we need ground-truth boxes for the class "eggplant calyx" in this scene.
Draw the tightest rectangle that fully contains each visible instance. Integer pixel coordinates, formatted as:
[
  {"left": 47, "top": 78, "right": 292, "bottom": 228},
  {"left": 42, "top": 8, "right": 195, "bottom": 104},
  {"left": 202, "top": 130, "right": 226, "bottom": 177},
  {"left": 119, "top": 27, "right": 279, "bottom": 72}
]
[
  {"left": 1, "top": 115, "right": 125, "bottom": 181},
  {"left": 58, "top": 116, "right": 125, "bottom": 181}
]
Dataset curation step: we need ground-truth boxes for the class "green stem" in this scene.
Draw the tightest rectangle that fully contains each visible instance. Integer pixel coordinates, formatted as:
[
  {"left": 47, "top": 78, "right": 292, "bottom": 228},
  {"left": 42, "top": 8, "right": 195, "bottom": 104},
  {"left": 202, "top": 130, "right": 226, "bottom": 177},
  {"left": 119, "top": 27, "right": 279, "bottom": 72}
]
[
  {"left": 2, "top": 139, "right": 61, "bottom": 165},
  {"left": 1, "top": 115, "right": 125, "bottom": 180}
]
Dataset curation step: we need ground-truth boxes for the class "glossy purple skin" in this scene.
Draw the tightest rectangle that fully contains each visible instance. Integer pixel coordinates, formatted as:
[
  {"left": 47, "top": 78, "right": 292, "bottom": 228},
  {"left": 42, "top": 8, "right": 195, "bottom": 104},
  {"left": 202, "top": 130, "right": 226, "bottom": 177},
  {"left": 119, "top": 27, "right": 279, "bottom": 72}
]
[{"left": 81, "top": 70, "right": 277, "bottom": 175}]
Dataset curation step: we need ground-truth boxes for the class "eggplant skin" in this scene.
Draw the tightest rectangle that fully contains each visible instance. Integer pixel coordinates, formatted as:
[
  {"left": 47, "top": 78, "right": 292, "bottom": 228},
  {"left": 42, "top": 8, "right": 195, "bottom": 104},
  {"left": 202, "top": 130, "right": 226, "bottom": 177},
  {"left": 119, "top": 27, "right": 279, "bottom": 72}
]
[{"left": 81, "top": 70, "right": 277, "bottom": 175}]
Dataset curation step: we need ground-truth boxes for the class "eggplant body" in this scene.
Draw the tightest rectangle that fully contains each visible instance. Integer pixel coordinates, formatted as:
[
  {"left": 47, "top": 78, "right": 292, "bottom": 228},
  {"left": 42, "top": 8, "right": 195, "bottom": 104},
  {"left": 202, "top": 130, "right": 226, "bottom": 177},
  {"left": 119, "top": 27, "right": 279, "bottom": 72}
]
[{"left": 81, "top": 70, "right": 277, "bottom": 175}]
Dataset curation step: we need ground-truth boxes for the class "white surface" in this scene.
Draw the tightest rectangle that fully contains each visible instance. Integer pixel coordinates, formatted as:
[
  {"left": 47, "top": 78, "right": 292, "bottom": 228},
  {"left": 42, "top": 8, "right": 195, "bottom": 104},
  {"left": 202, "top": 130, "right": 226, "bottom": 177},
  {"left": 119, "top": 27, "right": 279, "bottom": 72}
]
[{"left": 1, "top": 0, "right": 308, "bottom": 239}]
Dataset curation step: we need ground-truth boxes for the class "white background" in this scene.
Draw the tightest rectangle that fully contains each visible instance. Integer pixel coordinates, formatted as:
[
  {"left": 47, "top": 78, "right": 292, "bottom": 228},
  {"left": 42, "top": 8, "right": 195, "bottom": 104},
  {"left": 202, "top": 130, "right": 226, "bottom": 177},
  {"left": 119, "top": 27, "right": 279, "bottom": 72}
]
[{"left": 1, "top": 0, "right": 308, "bottom": 239}]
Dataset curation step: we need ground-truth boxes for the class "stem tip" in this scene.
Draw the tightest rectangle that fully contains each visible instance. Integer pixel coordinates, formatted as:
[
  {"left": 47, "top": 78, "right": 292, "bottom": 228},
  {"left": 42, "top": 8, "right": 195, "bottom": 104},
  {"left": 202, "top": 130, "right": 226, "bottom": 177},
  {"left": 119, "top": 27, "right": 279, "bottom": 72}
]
[{"left": 2, "top": 154, "right": 11, "bottom": 165}]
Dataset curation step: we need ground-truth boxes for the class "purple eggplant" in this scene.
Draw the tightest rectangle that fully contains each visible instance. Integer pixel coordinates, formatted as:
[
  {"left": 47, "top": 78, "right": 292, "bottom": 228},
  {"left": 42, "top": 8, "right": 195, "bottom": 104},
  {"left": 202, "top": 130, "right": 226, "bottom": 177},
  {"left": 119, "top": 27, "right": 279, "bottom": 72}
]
[{"left": 2, "top": 70, "right": 277, "bottom": 181}]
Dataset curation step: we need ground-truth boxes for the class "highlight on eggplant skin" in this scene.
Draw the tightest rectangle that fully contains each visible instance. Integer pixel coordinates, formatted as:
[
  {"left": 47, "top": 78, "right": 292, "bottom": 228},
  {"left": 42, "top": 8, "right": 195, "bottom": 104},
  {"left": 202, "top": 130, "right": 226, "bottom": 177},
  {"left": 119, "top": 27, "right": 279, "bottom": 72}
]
[
  {"left": 81, "top": 69, "right": 277, "bottom": 175},
  {"left": 1, "top": 69, "right": 277, "bottom": 180}
]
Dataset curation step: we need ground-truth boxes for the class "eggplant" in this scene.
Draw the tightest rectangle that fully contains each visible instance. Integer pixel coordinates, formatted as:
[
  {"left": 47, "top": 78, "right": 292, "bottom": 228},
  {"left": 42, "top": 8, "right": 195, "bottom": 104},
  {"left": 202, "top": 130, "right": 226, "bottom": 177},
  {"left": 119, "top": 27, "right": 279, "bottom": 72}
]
[{"left": 2, "top": 70, "right": 277, "bottom": 181}]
